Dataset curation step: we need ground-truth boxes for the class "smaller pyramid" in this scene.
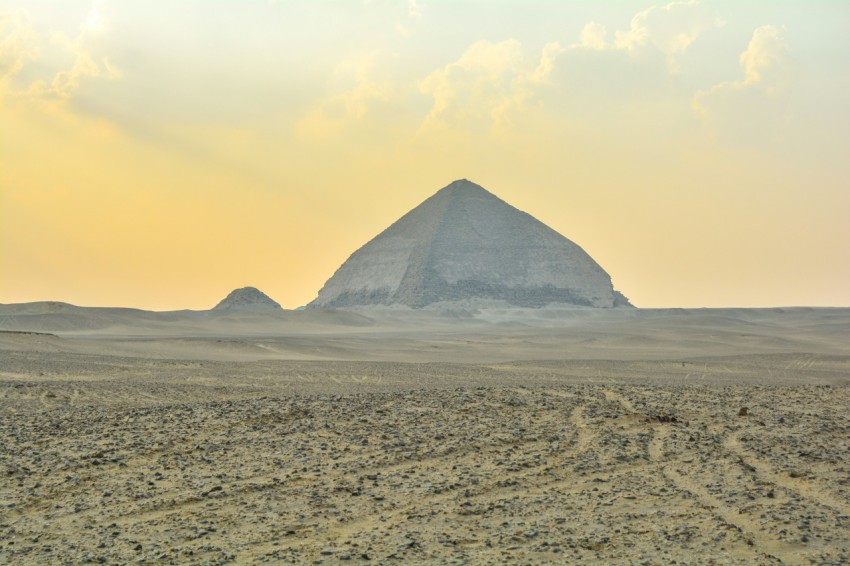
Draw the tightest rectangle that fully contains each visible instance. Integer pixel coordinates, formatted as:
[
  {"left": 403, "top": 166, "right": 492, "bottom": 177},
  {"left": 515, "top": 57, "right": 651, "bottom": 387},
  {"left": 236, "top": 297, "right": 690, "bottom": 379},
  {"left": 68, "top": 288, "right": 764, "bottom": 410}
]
[{"left": 212, "top": 287, "right": 282, "bottom": 311}]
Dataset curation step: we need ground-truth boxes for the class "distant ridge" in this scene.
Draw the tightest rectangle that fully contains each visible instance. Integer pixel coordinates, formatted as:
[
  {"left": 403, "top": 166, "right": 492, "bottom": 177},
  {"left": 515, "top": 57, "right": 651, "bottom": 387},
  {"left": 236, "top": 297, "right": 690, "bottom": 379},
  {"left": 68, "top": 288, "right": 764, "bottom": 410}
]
[
  {"left": 213, "top": 287, "right": 282, "bottom": 311},
  {"left": 310, "top": 179, "right": 631, "bottom": 309}
]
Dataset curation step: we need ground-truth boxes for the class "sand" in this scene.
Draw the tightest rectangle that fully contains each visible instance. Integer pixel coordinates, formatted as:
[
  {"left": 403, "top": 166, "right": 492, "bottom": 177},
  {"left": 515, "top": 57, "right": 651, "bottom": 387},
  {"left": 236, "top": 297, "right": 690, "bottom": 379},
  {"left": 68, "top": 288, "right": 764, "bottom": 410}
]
[{"left": 1, "top": 306, "right": 849, "bottom": 564}]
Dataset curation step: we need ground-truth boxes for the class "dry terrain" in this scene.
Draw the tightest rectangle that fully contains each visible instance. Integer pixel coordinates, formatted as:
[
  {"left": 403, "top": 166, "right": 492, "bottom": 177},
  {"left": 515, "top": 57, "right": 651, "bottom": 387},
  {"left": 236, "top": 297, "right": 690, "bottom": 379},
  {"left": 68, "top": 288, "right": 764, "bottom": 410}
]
[{"left": 1, "top": 306, "right": 849, "bottom": 564}]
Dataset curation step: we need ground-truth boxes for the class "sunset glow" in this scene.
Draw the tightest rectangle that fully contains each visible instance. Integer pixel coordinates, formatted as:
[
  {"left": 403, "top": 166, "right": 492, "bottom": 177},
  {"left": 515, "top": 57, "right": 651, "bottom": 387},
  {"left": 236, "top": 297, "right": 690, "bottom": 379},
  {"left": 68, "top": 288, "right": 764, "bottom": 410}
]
[{"left": 2, "top": 1, "right": 848, "bottom": 309}]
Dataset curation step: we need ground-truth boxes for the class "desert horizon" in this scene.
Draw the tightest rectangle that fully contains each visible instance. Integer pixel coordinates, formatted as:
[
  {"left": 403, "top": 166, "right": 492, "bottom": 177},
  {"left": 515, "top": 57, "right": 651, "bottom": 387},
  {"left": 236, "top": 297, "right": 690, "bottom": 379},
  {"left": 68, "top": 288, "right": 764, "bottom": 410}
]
[{"left": 2, "top": 301, "right": 849, "bottom": 564}]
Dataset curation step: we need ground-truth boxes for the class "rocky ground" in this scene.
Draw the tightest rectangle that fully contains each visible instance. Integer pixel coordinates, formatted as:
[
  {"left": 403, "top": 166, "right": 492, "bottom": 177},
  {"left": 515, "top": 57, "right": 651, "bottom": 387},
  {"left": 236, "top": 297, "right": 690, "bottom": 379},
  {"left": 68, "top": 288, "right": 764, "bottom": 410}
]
[{"left": 2, "top": 354, "right": 849, "bottom": 564}]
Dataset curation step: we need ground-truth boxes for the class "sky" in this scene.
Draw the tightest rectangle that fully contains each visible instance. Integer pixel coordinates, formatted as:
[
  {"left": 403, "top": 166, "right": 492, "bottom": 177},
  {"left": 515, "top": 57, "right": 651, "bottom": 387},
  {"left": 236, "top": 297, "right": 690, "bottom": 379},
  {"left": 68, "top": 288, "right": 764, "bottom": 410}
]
[{"left": 1, "top": 1, "right": 848, "bottom": 310}]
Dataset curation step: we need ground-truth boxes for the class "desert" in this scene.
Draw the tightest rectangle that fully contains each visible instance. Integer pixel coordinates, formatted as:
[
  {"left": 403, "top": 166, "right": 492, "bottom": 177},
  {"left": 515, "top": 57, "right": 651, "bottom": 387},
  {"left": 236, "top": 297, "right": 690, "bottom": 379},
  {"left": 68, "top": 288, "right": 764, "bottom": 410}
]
[
  {"left": 2, "top": 305, "right": 849, "bottom": 565},
  {"left": 6, "top": 2, "right": 850, "bottom": 563}
]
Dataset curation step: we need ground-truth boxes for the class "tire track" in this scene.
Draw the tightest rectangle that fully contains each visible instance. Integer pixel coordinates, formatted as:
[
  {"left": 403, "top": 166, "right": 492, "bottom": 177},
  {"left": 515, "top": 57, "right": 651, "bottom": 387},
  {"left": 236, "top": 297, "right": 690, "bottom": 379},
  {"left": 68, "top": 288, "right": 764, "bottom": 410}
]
[
  {"left": 723, "top": 431, "right": 850, "bottom": 518},
  {"left": 601, "top": 387, "right": 636, "bottom": 413},
  {"left": 649, "top": 426, "right": 798, "bottom": 565}
]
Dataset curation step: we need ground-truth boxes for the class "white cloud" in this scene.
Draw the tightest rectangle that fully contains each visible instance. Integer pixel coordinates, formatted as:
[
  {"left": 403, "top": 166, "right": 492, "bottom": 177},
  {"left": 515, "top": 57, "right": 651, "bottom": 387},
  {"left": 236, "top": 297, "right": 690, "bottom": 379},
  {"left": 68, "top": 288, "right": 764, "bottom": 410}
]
[
  {"left": 692, "top": 25, "right": 792, "bottom": 141},
  {"left": 693, "top": 25, "right": 790, "bottom": 112},
  {"left": 2, "top": 2, "right": 120, "bottom": 104},
  {"left": 296, "top": 52, "right": 393, "bottom": 141},
  {"left": 395, "top": 1, "right": 423, "bottom": 37},
  {"left": 50, "top": 1, "right": 120, "bottom": 99},
  {"left": 418, "top": 39, "right": 563, "bottom": 135},
  {"left": 577, "top": 22, "right": 608, "bottom": 51},
  {"left": 0, "top": 0, "right": 121, "bottom": 106},
  {"left": 407, "top": 0, "right": 422, "bottom": 19},
  {"left": 0, "top": 11, "right": 40, "bottom": 83},
  {"left": 574, "top": 0, "right": 723, "bottom": 73},
  {"left": 84, "top": 1, "right": 105, "bottom": 32},
  {"left": 738, "top": 25, "right": 790, "bottom": 88}
]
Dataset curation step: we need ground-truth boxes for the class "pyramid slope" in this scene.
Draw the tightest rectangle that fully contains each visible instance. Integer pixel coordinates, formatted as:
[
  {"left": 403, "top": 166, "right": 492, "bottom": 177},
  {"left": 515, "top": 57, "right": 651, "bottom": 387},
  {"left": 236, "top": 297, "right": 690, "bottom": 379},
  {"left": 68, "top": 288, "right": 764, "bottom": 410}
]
[
  {"left": 311, "top": 179, "right": 630, "bottom": 309},
  {"left": 213, "top": 287, "right": 283, "bottom": 311}
]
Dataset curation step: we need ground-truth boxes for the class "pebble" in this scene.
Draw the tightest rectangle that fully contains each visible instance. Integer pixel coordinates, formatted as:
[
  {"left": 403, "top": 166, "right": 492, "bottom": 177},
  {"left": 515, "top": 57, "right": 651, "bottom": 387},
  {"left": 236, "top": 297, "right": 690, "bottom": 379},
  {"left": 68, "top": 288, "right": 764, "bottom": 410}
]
[{"left": 1, "top": 357, "right": 848, "bottom": 564}]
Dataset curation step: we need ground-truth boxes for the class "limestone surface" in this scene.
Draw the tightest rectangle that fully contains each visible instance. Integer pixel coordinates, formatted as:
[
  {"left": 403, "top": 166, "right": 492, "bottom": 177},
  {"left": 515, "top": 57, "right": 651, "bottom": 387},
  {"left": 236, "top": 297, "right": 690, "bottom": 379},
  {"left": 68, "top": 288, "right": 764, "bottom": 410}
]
[{"left": 310, "top": 179, "right": 630, "bottom": 309}]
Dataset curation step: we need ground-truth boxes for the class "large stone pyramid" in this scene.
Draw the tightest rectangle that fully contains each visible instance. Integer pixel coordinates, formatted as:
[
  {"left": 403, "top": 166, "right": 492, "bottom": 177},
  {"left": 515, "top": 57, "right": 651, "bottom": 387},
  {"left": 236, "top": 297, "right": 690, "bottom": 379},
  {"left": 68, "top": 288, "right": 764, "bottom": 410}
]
[{"left": 310, "top": 179, "right": 631, "bottom": 309}]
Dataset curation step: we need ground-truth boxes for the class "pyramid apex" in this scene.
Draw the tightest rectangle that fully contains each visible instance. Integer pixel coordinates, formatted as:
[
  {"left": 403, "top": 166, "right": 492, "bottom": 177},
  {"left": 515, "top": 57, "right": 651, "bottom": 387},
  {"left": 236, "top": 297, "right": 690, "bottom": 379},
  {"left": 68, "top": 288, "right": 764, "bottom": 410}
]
[
  {"left": 438, "top": 178, "right": 492, "bottom": 197},
  {"left": 447, "top": 178, "right": 480, "bottom": 188}
]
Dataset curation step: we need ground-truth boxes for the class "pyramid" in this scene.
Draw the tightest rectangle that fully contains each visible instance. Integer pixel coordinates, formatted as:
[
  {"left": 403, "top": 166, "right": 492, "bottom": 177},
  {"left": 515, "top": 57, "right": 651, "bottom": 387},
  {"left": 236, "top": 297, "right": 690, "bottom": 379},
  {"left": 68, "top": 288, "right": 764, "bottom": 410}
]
[
  {"left": 310, "top": 179, "right": 631, "bottom": 309},
  {"left": 212, "top": 287, "right": 283, "bottom": 311}
]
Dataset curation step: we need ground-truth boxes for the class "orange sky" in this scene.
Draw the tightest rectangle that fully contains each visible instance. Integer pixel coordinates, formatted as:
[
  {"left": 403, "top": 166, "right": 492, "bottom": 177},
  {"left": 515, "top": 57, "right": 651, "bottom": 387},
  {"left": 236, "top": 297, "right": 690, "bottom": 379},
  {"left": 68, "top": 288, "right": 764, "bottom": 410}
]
[{"left": 2, "top": 1, "right": 849, "bottom": 309}]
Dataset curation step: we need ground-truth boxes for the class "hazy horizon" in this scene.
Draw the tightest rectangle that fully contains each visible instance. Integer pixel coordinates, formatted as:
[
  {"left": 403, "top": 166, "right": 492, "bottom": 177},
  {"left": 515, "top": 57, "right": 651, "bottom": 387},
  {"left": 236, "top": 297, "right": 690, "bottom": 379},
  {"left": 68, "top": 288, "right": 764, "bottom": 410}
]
[{"left": 2, "top": 1, "right": 849, "bottom": 310}]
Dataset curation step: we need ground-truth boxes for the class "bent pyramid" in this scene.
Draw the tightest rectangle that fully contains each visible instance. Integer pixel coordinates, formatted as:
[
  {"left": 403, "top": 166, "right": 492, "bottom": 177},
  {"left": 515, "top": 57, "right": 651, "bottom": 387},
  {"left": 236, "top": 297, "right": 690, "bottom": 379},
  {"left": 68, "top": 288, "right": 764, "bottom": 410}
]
[
  {"left": 310, "top": 179, "right": 631, "bottom": 309},
  {"left": 213, "top": 287, "right": 283, "bottom": 311}
]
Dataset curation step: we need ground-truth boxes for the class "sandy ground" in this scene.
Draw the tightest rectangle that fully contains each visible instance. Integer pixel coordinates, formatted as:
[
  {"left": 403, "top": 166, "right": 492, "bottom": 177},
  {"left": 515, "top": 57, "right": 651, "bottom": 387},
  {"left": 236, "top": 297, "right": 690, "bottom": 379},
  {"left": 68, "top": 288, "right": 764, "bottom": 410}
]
[{"left": 1, "top": 306, "right": 849, "bottom": 564}]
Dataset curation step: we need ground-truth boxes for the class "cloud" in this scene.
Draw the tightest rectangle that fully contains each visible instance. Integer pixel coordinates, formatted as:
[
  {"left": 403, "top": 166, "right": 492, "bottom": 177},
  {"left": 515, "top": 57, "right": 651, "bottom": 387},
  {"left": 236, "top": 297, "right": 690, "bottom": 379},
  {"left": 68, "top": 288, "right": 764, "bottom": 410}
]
[
  {"left": 0, "top": 11, "right": 39, "bottom": 84},
  {"left": 407, "top": 0, "right": 422, "bottom": 19},
  {"left": 43, "top": 38, "right": 121, "bottom": 100},
  {"left": 738, "top": 25, "right": 791, "bottom": 88},
  {"left": 45, "top": 2, "right": 121, "bottom": 100},
  {"left": 418, "top": 39, "right": 563, "bottom": 135},
  {"left": 692, "top": 25, "right": 792, "bottom": 142},
  {"left": 84, "top": 1, "right": 106, "bottom": 33},
  {"left": 577, "top": 22, "right": 608, "bottom": 51},
  {"left": 296, "top": 52, "right": 393, "bottom": 141},
  {"left": 2, "top": 2, "right": 120, "bottom": 106},
  {"left": 396, "top": 0, "right": 423, "bottom": 37},
  {"left": 574, "top": 0, "right": 723, "bottom": 73}
]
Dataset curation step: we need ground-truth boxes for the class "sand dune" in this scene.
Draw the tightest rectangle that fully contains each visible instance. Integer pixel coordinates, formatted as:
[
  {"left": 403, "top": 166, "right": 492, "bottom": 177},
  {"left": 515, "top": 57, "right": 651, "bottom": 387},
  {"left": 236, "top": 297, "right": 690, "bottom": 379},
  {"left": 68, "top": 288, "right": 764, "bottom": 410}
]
[
  {"left": 0, "top": 303, "right": 373, "bottom": 337},
  {"left": 1, "top": 304, "right": 847, "bottom": 363}
]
